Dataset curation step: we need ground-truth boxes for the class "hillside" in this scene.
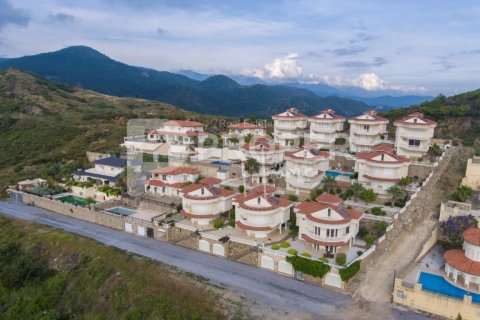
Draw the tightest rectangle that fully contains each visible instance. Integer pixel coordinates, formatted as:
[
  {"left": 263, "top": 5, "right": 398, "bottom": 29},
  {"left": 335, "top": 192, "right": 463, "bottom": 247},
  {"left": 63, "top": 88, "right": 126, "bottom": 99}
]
[
  {"left": 0, "top": 215, "right": 246, "bottom": 319},
  {"left": 0, "top": 46, "right": 370, "bottom": 117},
  {"left": 0, "top": 69, "right": 224, "bottom": 192},
  {"left": 383, "top": 90, "right": 480, "bottom": 148}
]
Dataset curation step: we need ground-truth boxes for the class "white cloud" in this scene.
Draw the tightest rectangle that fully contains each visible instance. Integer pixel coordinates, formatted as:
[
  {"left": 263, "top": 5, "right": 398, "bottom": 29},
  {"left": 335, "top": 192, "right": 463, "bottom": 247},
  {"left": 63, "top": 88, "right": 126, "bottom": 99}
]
[
  {"left": 250, "top": 53, "right": 303, "bottom": 80},
  {"left": 322, "top": 72, "right": 425, "bottom": 92}
]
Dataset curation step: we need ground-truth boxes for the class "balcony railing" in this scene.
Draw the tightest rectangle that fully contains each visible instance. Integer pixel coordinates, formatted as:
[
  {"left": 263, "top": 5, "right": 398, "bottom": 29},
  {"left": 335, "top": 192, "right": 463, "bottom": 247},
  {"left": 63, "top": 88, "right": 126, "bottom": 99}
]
[{"left": 307, "top": 231, "right": 351, "bottom": 243}]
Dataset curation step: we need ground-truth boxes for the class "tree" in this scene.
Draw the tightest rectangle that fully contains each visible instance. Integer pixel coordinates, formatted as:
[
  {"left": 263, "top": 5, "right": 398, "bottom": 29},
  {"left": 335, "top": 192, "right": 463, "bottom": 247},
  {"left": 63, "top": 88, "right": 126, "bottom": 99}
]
[
  {"left": 373, "top": 221, "right": 388, "bottom": 236},
  {"left": 229, "top": 136, "right": 240, "bottom": 145},
  {"left": 244, "top": 157, "right": 260, "bottom": 180},
  {"left": 244, "top": 133, "right": 253, "bottom": 144},
  {"left": 350, "top": 181, "right": 365, "bottom": 202},
  {"left": 386, "top": 185, "right": 406, "bottom": 207},
  {"left": 449, "top": 185, "right": 474, "bottom": 202},
  {"left": 322, "top": 176, "right": 337, "bottom": 193},
  {"left": 398, "top": 176, "right": 413, "bottom": 187},
  {"left": 360, "top": 188, "right": 378, "bottom": 204},
  {"left": 440, "top": 215, "right": 478, "bottom": 249}
]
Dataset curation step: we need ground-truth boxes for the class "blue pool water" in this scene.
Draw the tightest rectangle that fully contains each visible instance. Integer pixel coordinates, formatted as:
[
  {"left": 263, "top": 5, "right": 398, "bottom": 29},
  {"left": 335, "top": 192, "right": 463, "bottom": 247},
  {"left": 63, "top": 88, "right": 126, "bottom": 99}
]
[
  {"left": 418, "top": 272, "right": 480, "bottom": 304},
  {"left": 325, "top": 170, "right": 354, "bottom": 178},
  {"left": 210, "top": 160, "right": 231, "bottom": 166},
  {"left": 107, "top": 207, "right": 135, "bottom": 216}
]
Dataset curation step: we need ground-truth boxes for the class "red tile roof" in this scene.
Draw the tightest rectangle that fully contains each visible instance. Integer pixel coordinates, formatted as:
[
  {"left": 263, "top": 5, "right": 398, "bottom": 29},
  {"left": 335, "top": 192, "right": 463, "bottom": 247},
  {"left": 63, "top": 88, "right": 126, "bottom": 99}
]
[
  {"left": 295, "top": 201, "right": 363, "bottom": 225},
  {"left": 234, "top": 187, "right": 292, "bottom": 211},
  {"left": 251, "top": 184, "right": 277, "bottom": 194},
  {"left": 285, "top": 148, "right": 329, "bottom": 160},
  {"left": 228, "top": 122, "right": 266, "bottom": 129},
  {"left": 199, "top": 177, "right": 222, "bottom": 185},
  {"left": 151, "top": 166, "right": 200, "bottom": 175},
  {"left": 164, "top": 120, "right": 204, "bottom": 127},
  {"left": 181, "top": 183, "right": 235, "bottom": 200},
  {"left": 356, "top": 150, "right": 410, "bottom": 164},
  {"left": 146, "top": 180, "right": 187, "bottom": 189},
  {"left": 310, "top": 109, "right": 345, "bottom": 121},
  {"left": 394, "top": 112, "right": 437, "bottom": 126},
  {"left": 464, "top": 228, "right": 480, "bottom": 246},
  {"left": 349, "top": 110, "right": 388, "bottom": 122},
  {"left": 444, "top": 249, "right": 480, "bottom": 276},
  {"left": 316, "top": 194, "right": 343, "bottom": 204},
  {"left": 272, "top": 107, "right": 307, "bottom": 119}
]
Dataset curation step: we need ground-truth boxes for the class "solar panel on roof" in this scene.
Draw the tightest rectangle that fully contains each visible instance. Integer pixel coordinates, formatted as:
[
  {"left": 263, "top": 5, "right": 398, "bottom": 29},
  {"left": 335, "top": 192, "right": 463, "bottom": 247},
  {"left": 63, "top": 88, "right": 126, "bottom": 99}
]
[
  {"left": 269, "top": 197, "right": 279, "bottom": 205},
  {"left": 339, "top": 207, "right": 350, "bottom": 217},
  {"left": 210, "top": 187, "right": 220, "bottom": 195}
]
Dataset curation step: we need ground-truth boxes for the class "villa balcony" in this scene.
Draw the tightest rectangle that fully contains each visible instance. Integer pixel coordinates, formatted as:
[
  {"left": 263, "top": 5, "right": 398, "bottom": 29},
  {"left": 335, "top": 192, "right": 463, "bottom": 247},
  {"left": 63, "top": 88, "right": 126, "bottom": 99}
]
[
  {"left": 275, "top": 132, "right": 301, "bottom": 139},
  {"left": 397, "top": 142, "right": 429, "bottom": 152},
  {"left": 306, "top": 231, "right": 351, "bottom": 243},
  {"left": 310, "top": 126, "right": 337, "bottom": 134},
  {"left": 352, "top": 139, "right": 385, "bottom": 146},
  {"left": 287, "top": 179, "right": 321, "bottom": 190},
  {"left": 310, "top": 135, "right": 336, "bottom": 143},
  {"left": 353, "top": 130, "right": 385, "bottom": 136}
]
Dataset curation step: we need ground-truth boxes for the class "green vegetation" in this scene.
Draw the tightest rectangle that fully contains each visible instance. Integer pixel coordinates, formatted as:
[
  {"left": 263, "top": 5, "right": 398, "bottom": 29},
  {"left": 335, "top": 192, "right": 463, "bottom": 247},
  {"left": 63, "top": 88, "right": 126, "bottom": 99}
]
[
  {"left": 66, "top": 179, "right": 96, "bottom": 188},
  {"left": 339, "top": 261, "right": 361, "bottom": 282},
  {"left": 360, "top": 188, "right": 378, "bottom": 204},
  {"left": 300, "top": 252, "right": 312, "bottom": 258},
  {"left": 238, "top": 185, "right": 245, "bottom": 193},
  {"left": 213, "top": 218, "right": 224, "bottom": 229},
  {"left": 383, "top": 90, "right": 480, "bottom": 148},
  {"left": 322, "top": 176, "right": 337, "bottom": 193},
  {"left": 279, "top": 242, "right": 291, "bottom": 248},
  {"left": 271, "top": 245, "right": 280, "bottom": 250},
  {"left": 286, "top": 255, "right": 331, "bottom": 278},
  {"left": 449, "top": 185, "right": 474, "bottom": 202},
  {"left": 287, "top": 194, "right": 298, "bottom": 201},
  {"left": 97, "top": 185, "right": 121, "bottom": 197},
  {"left": 287, "top": 249, "right": 298, "bottom": 255},
  {"left": 243, "top": 157, "right": 260, "bottom": 177},
  {"left": 334, "top": 137, "right": 346, "bottom": 145},
  {"left": 386, "top": 184, "right": 407, "bottom": 208},
  {"left": 0, "top": 216, "right": 232, "bottom": 319},
  {"left": 335, "top": 253, "right": 346, "bottom": 266},
  {"left": 371, "top": 207, "right": 386, "bottom": 216},
  {"left": 373, "top": 221, "right": 389, "bottom": 237},
  {"left": 0, "top": 69, "right": 229, "bottom": 195}
]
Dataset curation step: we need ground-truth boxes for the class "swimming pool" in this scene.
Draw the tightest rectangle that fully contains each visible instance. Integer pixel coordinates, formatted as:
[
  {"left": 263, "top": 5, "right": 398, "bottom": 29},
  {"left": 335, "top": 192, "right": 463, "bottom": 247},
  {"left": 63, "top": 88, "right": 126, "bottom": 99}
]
[
  {"left": 418, "top": 272, "right": 480, "bottom": 304},
  {"left": 210, "top": 160, "right": 231, "bottom": 166},
  {"left": 107, "top": 207, "right": 136, "bottom": 216},
  {"left": 55, "top": 195, "right": 96, "bottom": 206},
  {"left": 325, "top": 170, "right": 354, "bottom": 178}
]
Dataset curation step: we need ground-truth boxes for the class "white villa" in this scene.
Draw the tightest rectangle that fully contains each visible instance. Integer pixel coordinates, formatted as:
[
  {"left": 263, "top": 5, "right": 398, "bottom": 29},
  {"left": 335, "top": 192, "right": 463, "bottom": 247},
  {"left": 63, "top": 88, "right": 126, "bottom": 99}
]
[
  {"left": 145, "top": 166, "right": 200, "bottom": 197},
  {"left": 295, "top": 193, "right": 363, "bottom": 257},
  {"left": 309, "top": 109, "right": 345, "bottom": 149},
  {"left": 394, "top": 112, "right": 437, "bottom": 158},
  {"left": 180, "top": 181, "right": 235, "bottom": 226},
  {"left": 73, "top": 157, "right": 127, "bottom": 186},
  {"left": 221, "top": 121, "right": 267, "bottom": 147},
  {"left": 355, "top": 144, "right": 410, "bottom": 197},
  {"left": 285, "top": 147, "right": 330, "bottom": 195},
  {"left": 272, "top": 107, "right": 308, "bottom": 149},
  {"left": 444, "top": 228, "right": 480, "bottom": 291},
  {"left": 233, "top": 185, "right": 293, "bottom": 239},
  {"left": 348, "top": 110, "right": 389, "bottom": 153},
  {"left": 146, "top": 120, "right": 208, "bottom": 145},
  {"left": 241, "top": 137, "right": 284, "bottom": 183}
]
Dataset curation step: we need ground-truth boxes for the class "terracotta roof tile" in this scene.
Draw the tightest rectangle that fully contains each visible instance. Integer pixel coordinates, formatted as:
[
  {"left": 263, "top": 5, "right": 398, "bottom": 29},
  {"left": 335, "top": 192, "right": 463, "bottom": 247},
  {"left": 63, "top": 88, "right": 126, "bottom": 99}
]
[
  {"left": 444, "top": 249, "right": 480, "bottom": 276},
  {"left": 151, "top": 166, "right": 200, "bottom": 175},
  {"left": 464, "top": 228, "right": 480, "bottom": 246}
]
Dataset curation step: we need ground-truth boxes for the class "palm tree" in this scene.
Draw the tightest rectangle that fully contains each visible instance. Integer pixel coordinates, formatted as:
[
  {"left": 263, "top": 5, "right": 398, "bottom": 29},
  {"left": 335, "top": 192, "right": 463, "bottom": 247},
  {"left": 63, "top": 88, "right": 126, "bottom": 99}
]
[
  {"left": 387, "top": 185, "right": 406, "bottom": 207},
  {"left": 244, "top": 133, "right": 253, "bottom": 144},
  {"left": 350, "top": 181, "right": 365, "bottom": 202},
  {"left": 244, "top": 157, "right": 260, "bottom": 183},
  {"left": 322, "top": 176, "right": 337, "bottom": 193}
]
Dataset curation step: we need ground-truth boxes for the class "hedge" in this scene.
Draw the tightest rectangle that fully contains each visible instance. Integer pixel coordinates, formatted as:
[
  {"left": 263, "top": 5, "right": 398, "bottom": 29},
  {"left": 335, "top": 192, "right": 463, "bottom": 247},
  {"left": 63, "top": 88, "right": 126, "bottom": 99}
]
[
  {"left": 339, "top": 261, "right": 361, "bottom": 282},
  {"left": 286, "top": 255, "right": 331, "bottom": 278}
]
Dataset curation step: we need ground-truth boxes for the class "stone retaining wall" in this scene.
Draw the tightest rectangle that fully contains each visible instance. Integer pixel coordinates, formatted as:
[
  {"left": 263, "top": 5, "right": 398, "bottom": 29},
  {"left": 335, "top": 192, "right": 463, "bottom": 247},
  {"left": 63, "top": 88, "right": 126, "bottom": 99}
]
[
  {"left": 408, "top": 163, "right": 434, "bottom": 181},
  {"left": 21, "top": 193, "right": 124, "bottom": 230}
]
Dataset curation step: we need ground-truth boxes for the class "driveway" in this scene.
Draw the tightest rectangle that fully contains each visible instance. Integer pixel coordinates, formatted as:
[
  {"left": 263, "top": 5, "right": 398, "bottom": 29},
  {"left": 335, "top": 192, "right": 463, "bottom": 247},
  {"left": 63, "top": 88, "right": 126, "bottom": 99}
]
[{"left": 0, "top": 200, "right": 431, "bottom": 320}]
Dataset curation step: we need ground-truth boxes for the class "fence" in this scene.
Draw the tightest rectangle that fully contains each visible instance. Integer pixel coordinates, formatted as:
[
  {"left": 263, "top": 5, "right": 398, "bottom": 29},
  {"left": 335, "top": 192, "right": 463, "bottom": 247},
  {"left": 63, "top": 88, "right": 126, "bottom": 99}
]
[
  {"left": 175, "top": 222, "right": 197, "bottom": 232},
  {"left": 229, "top": 236, "right": 257, "bottom": 246}
]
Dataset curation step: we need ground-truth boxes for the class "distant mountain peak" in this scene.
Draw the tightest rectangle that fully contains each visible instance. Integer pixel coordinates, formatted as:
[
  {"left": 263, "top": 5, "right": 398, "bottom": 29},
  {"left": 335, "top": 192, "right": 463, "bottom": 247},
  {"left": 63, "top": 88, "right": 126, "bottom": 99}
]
[
  {"left": 54, "top": 45, "right": 110, "bottom": 60},
  {"left": 201, "top": 75, "right": 240, "bottom": 88}
]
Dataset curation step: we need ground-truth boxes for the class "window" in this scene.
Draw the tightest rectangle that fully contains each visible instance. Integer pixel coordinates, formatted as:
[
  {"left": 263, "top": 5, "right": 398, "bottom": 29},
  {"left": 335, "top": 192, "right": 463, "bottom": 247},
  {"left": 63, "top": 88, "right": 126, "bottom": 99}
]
[
  {"left": 314, "top": 244, "right": 320, "bottom": 251},
  {"left": 328, "top": 208, "right": 331, "bottom": 217},
  {"left": 363, "top": 125, "right": 370, "bottom": 131},
  {"left": 346, "top": 226, "right": 350, "bottom": 234},
  {"left": 162, "top": 175, "right": 167, "bottom": 180},
  {"left": 257, "top": 197, "right": 261, "bottom": 204},
  {"left": 201, "top": 188, "right": 205, "bottom": 195},
  {"left": 314, "top": 226, "right": 321, "bottom": 235},
  {"left": 408, "top": 139, "right": 420, "bottom": 147}
]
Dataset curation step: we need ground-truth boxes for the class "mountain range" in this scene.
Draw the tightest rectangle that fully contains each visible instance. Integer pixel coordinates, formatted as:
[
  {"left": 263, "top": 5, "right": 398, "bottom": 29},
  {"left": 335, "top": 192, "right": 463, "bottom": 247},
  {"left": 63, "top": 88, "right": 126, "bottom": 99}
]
[{"left": 0, "top": 46, "right": 431, "bottom": 117}]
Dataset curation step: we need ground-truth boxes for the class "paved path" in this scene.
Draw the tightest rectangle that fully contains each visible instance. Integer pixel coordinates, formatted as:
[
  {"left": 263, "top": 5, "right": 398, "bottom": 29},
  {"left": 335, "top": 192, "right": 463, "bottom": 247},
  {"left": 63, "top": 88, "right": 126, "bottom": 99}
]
[{"left": 0, "top": 200, "right": 431, "bottom": 320}]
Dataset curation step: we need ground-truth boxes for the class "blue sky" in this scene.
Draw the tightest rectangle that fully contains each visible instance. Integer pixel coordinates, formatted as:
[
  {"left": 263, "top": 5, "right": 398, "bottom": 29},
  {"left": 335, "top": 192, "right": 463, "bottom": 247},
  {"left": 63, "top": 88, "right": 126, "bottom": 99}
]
[{"left": 1, "top": 0, "right": 480, "bottom": 95}]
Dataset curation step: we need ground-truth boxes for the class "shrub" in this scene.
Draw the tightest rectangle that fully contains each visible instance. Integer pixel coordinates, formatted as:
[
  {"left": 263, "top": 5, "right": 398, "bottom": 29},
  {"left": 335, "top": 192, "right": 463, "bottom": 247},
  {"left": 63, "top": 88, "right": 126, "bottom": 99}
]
[
  {"left": 286, "top": 255, "right": 331, "bottom": 278},
  {"left": 175, "top": 203, "right": 183, "bottom": 212},
  {"left": 373, "top": 221, "right": 389, "bottom": 236},
  {"left": 287, "top": 194, "right": 298, "bottom": 201},
  {"left": 301, "top": 252, "right": 312, "bottom": 258},
  {"left": 280, "top": 242, "right": 291, "bottom": 248},
  {"left": 228, "top": 218, "right": 235, "bottom": 228},
  {"left": 213, "top": 218, "right": 224, "bottom": 229},
  {"left": 339, "top": 261, "right": 361, "bottom": 282},
  {"left": 363, "top": 234, "right": 374, "bottom": 246},
  {"left": 334, "top": 137, "right": 346, "bottom": 145},
  {"left": 358, "top": 226, "right": 368, "bottom": 238},
  {"left": 271, "top": 244, "right": 280, "bottom": 250},
  {"left": 287, "top": 249, "right": 298, "bottom": 255},
  {"left": 238, "top": 185, "right": 245, "bottom": 193},
  {"left": 335, "top": 253, "right": 346, "bottom": 266},
  {"left": 440, "top": 215, "right": 478, "bottom": 249},
  {"left": 371, "top": 207, "right": 385, "bottom": 216},
  {"left": 357, "top": 251, "right": 363, "bottom": 256},
  {"left": 318, "top": 257, "right": 329, "bottom": 263}
]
